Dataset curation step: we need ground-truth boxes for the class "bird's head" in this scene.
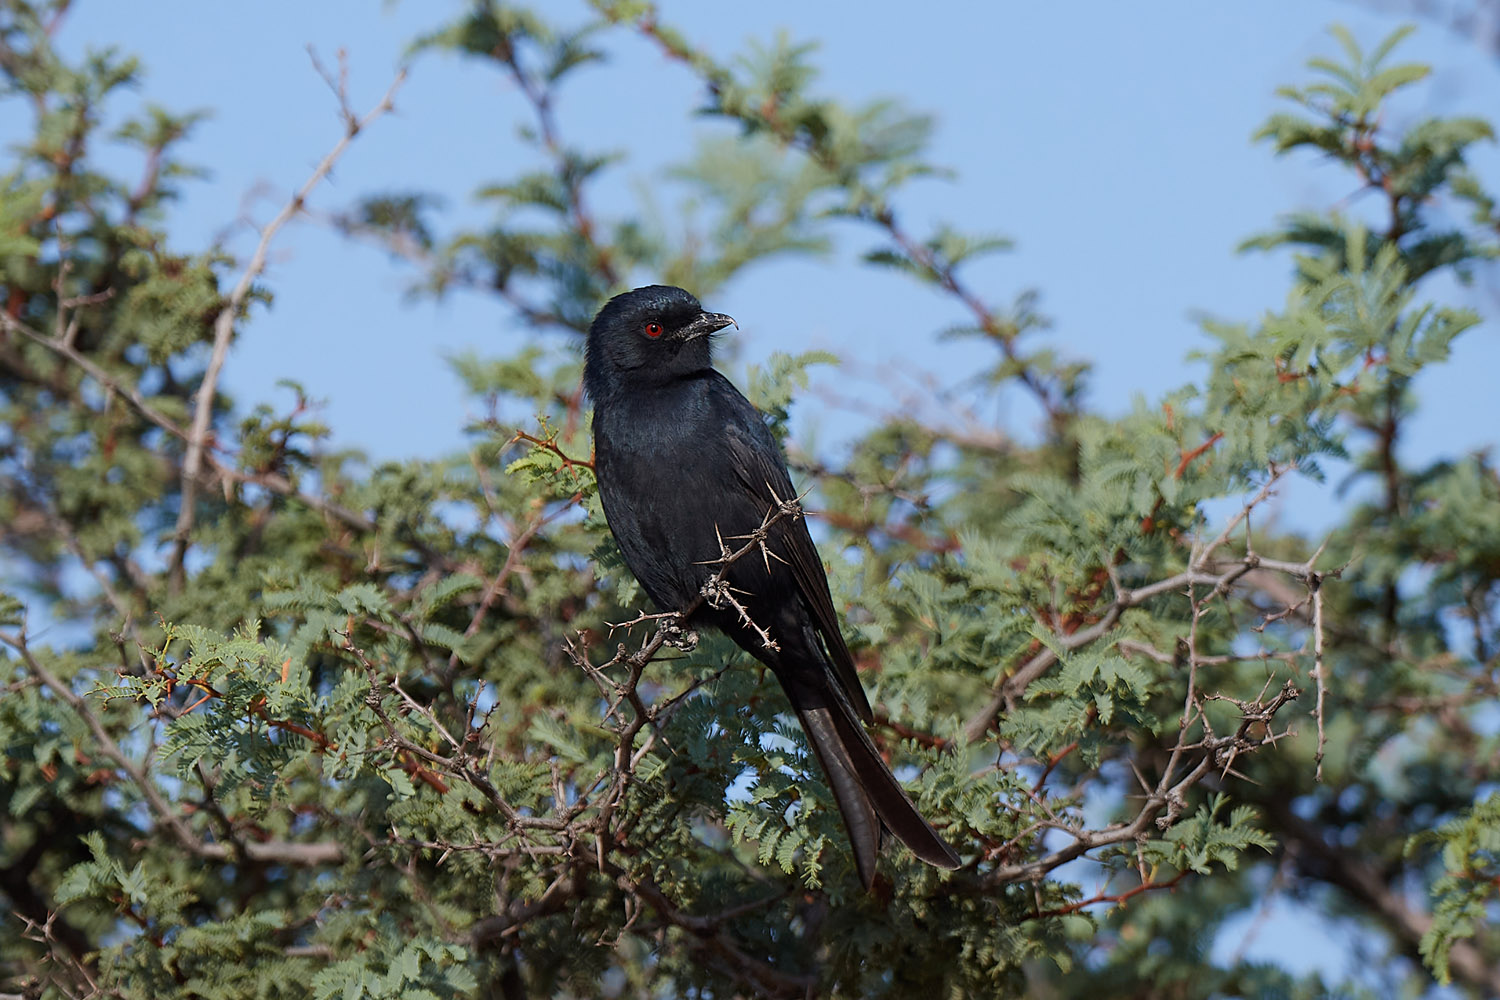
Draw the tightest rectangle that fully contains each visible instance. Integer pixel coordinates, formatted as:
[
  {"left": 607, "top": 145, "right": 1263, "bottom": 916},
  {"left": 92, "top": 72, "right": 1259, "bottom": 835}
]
[{"left": 583, "top": 285, "right": 736, "bottom": 400}]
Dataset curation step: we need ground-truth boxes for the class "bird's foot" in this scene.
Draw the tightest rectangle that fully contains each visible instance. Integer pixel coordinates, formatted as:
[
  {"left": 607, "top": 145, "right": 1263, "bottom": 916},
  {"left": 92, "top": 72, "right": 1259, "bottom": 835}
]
[{"left": 663, "top": 626, "right": 699, "bottom": 652}]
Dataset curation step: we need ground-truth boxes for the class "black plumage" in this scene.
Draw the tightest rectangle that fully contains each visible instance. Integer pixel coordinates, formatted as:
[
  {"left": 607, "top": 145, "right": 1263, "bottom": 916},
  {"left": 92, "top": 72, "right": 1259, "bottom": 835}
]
[{"left": 583, "top": 284, "right": 960, "bottom": 887}]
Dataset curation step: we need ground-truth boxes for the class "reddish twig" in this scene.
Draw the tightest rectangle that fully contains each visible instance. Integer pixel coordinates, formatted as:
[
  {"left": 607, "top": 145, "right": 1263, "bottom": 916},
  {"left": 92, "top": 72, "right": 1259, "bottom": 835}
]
[
  {"left": 510, "top": 429, "right": 595, "bottom": 473},
  {"left": 1024, "top": 870, "right": 1189, "bottom": 921},
  {"left": 1174, "top": 431, "right": 1224, "bottom": 479}
]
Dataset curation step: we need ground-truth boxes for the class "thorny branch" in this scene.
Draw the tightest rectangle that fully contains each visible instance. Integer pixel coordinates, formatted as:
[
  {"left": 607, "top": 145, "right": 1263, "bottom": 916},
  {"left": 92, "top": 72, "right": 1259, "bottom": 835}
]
[
  {"left": 595, "top": 488, "right": 806, "bottom": 677},
  {"left": 345, "top": 508, "right": 810, "bottom": 997},
  {"left": 693, "top": 491, "right": 804, "bottom": 653}
]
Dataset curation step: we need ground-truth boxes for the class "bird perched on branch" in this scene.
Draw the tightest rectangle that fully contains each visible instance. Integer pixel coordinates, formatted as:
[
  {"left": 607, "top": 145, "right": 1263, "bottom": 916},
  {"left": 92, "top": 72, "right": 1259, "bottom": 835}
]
[{"left": 584, "top": 284, "right": 960, "bottom": 888}]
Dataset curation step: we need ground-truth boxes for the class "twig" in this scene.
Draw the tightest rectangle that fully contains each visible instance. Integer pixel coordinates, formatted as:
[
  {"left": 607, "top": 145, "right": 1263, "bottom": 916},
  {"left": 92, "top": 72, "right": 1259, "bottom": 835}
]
[
  {"left": 1022, "top": 870, "right": 1188, "bottom": 921},
  {"left": 1312, "top": 579, "right": 1327, "bottom": 781}
]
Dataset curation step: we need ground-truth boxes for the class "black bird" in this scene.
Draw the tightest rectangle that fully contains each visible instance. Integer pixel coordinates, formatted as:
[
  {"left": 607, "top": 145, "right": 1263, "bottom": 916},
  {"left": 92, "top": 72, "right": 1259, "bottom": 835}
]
[{"left": 584, "top": 284, "right": 960, "bottom": 887}]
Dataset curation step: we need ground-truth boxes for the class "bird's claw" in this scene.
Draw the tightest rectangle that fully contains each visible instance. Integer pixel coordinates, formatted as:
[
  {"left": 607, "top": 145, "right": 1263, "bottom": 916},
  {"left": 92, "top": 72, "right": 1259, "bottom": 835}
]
[{"left": 664, "top": 626, "right": 699, "bottom": 652}]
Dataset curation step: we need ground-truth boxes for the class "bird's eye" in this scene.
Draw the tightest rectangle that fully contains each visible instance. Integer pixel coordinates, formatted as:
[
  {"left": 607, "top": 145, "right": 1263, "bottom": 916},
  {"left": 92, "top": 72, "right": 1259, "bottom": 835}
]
[{"left": 644, "top": 322, "right": 663, "bottom": 339}]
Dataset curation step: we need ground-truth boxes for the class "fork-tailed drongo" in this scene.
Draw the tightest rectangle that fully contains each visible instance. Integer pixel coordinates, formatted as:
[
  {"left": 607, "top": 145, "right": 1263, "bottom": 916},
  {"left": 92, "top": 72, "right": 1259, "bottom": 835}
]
[{"left": 584, "top": 284, "right": 960, "bottom": 887}]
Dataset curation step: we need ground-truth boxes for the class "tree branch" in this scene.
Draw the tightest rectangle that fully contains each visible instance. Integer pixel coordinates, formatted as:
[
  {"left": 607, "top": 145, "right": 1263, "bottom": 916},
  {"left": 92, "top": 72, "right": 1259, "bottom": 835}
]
[{"left": 168, "top": 59, "right": 407, "bottom": 590}]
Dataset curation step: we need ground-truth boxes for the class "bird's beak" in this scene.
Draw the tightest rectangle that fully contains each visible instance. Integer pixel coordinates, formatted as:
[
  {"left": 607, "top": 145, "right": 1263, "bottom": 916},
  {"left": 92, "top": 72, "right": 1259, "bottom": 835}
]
[{"left": 676, "top": 311, "right": 737, "bottom": 342}]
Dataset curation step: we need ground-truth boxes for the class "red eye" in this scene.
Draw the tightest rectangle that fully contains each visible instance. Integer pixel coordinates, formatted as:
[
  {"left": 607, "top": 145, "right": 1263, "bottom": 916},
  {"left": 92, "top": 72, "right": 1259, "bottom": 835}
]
[{"left": 644, "top": 322, "right": 663, "bottom": 339}]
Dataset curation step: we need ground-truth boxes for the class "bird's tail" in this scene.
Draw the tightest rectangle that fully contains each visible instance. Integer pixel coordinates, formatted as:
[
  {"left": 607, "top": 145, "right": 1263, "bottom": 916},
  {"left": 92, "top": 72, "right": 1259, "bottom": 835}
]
[{"left": 795, "top": 700, "right": 961, "bottom": 888}]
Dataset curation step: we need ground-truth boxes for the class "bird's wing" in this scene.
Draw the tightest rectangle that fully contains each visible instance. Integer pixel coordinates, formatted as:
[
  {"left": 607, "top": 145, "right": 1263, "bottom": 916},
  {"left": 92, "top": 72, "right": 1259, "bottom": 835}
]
[{"left": 720, "top": 405, "right": 872, "bottom": 724}]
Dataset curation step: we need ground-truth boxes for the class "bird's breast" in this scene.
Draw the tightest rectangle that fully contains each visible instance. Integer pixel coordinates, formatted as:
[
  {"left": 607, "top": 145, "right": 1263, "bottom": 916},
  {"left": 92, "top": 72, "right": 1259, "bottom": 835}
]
[
  {"left": 594, "top": 382, "right": 719, "bottom": 467},
  {"left": 592, "top": 385, "right": 733, "bottom": 610}
]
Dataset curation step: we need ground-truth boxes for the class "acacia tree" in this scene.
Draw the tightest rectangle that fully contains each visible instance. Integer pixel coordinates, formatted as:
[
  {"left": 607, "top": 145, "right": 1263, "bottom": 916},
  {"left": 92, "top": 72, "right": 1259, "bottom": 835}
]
[{"left": 2, "top": 2, "right": 1497, "bottom": 997}]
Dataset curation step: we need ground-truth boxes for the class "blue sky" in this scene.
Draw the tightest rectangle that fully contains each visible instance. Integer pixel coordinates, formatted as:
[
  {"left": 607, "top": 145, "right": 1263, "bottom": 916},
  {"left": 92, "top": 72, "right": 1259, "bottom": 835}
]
[
  {"left": 34, "top": 2, "right": 1500, "bottom": 514},
  {"left": 18, "top": 0, "right": 1500, "bottom": 984}
]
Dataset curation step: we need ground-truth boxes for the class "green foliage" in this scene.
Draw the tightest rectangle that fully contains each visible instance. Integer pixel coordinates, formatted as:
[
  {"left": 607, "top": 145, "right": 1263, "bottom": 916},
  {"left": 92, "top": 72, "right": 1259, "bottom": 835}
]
[
  {"left": 745, "top": 349, "right": 839, "bottom": 434},
  {"left": 1149, "top": 795, "right": 1275, "bottom": 875},
  {"left": 1412, "top": 793, "right": 1500, "bottom": 985},
  {"left": 2, "top": 6, "right": 1498, "bottom": 999},
  {"left": 1250, "top": 25, "right": 1497, "bottom": 282}
]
